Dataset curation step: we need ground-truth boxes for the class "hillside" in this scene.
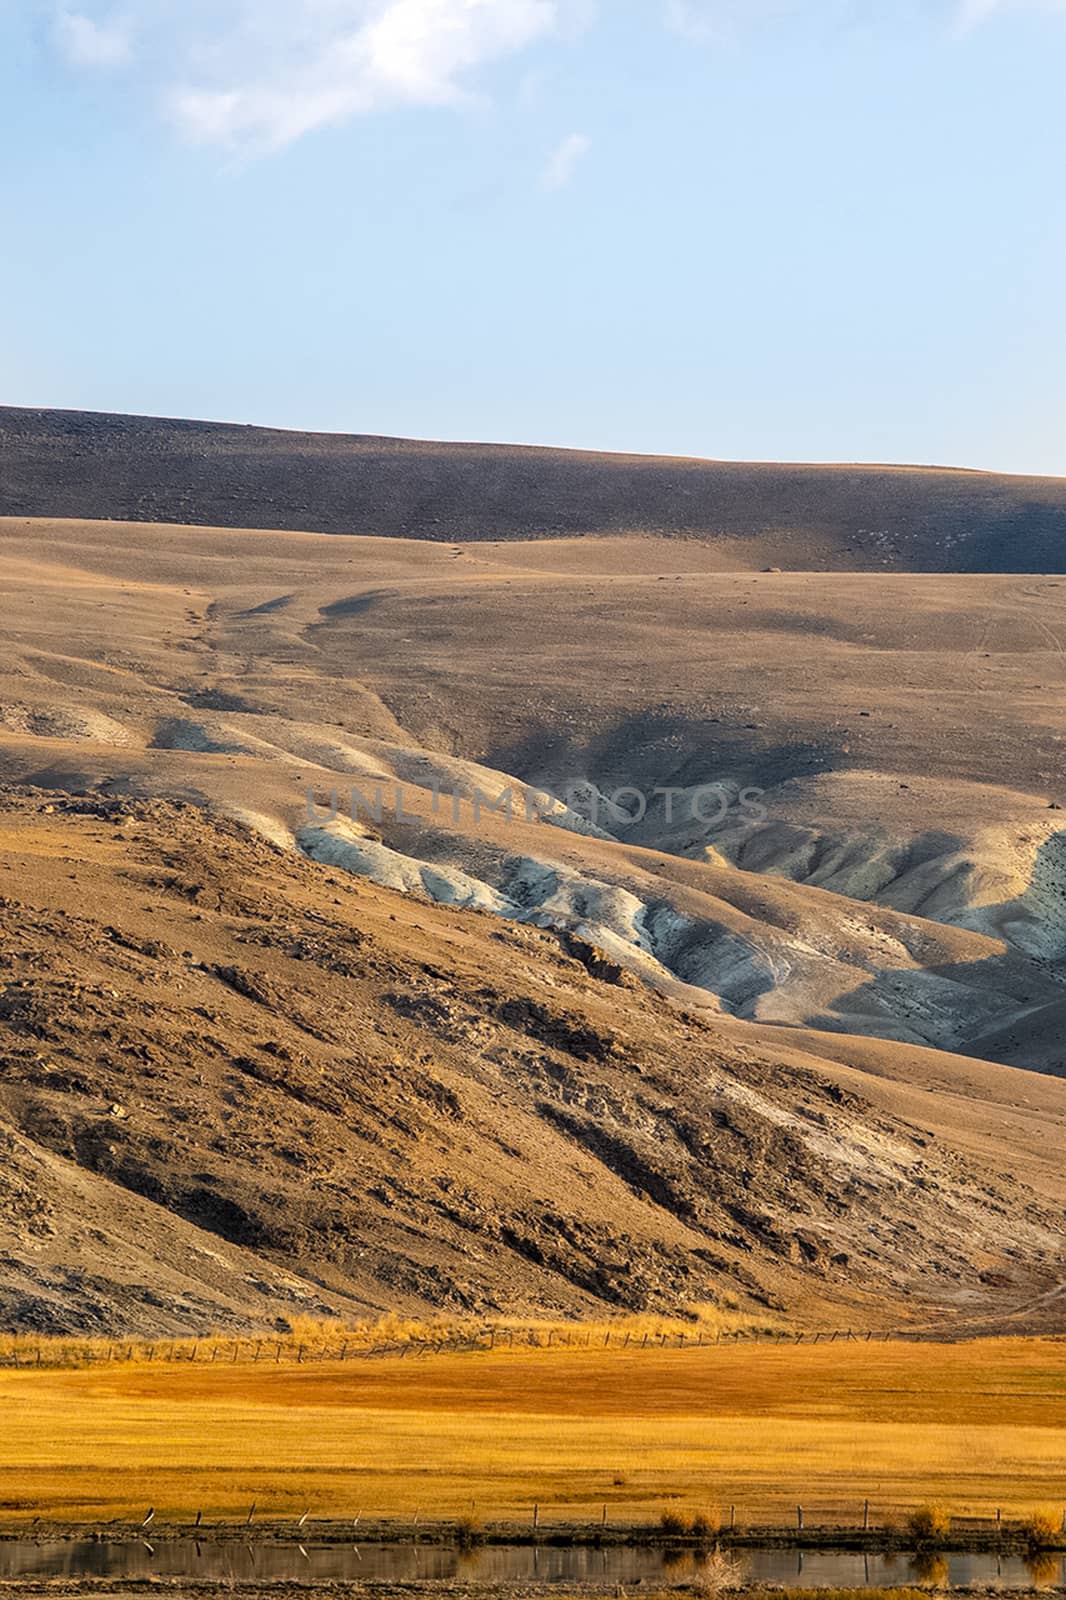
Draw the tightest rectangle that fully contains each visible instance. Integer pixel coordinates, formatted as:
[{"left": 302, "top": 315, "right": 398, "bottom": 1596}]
[
  {"left": 4, "top": 406, "right": 1066, "bottom": 569},
  {"left": 1, "top": 785, "right": 1063, "bottom": 1336},
  {"left": 0, "top": 478, "right": 1064, "bottom": 1334},
  {"left": 3, "top": 517, "right": 1066, "bottom": 1070}
]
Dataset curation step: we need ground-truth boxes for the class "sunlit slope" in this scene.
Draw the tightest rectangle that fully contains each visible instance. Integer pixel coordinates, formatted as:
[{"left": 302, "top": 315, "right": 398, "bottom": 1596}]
[{"left": 3, "top": 520, "right": 1066, "bottom": 1069}]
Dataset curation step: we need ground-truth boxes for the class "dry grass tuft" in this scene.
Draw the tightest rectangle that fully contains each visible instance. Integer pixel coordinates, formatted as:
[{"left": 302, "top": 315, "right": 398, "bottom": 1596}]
[
  {"left": 691, "top": 1548, "right": 739, "bottom": 1595},
  {"left": 906, "top": 1504, "right": 952, "bottom": 1544},
  {"left": 690, "top": 1510, "right": 720, "bottom": 1543},
  {"left": 454, "top": 1510, "right": 485, "bottom": 1547},
  {"left": 1020, "top": 1508, "right": 1059, "bottom": 1548}
]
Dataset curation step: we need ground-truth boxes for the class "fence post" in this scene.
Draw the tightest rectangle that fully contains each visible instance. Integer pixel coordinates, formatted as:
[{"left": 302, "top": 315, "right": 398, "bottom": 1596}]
[
  {"left": 797, "top": 1506, "right": 804, "bottom": 1531},
  {"left": 863, "top": 1501, "right": 869, "bottom": 1531},
  {"left": 533, "top": 1504, "right": 540, "bottom": 1531}
]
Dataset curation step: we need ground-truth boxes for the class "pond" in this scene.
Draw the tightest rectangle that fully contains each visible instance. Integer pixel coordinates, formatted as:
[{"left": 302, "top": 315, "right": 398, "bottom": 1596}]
[{"left": 0, "top": 1539, "right": 1061, "bottom": 1588}]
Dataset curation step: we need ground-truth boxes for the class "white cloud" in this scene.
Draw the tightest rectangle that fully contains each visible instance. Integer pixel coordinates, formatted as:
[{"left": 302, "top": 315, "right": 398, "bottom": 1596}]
[
  {"left": 169, "top": 0, "right": 563, "bottom": 151},
  {"left": 47, "top": 0, "right": 1066, "bottom": 157},
  {"left": 54, "top": 8, "right": 132, "bottom": 66},
  {"left": 46, "top": 0, "right": 564, "bottom": 151},
  {"left": 540, "top": 129, "right": 590, "bottom": 189}
]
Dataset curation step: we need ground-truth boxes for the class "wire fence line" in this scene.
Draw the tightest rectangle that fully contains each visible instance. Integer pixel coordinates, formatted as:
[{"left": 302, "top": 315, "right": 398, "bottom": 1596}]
[{"left": 0, "top": 1323, "right": 918, "bottom": 1371}]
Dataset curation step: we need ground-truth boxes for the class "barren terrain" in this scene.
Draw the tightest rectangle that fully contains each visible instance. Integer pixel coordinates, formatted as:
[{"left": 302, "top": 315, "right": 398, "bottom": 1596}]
[
  {"left": 5, "top": 406, "right": 1066, "bottom": 567},
  {"left": 0, "top": 413, "right": 1064, "bottom": 1333}
]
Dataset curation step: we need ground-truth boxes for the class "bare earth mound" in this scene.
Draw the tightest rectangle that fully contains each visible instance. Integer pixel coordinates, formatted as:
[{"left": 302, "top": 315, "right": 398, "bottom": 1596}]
[{"left": 4, "top": 405, "right": 1066, "bottom": 568}]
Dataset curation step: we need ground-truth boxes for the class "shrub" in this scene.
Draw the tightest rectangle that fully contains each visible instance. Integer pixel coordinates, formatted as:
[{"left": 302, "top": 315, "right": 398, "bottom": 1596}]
[
  {"left": 691, "top": 1510, "right": 720, "bottom": 1543},
  {"left": 1020, "top": 1510, "right": 1058, "bottom": 1549},
  {"left": 660, "top": 1507, "right": 691, "bottom": 1537},
  {"left": 454, "top": 1511, "right": 485, "bottom": 1547},
  {"left": 692, "top": 1548, "right": 739, "bottom": 1597},
  {"left": 906, "top": 1505, "right": 951, "bottom": 1545}
]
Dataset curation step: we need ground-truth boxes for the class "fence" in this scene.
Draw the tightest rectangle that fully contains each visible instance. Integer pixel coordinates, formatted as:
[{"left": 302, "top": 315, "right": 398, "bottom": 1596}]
[{"left": 0, "top": 1323, "right": 923, "bottom": 1371}]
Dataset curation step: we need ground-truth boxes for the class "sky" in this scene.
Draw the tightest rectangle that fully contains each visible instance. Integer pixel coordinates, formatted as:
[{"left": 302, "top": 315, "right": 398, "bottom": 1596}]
[{"left": 1, "top": 0, "right": 1065, "bottom": 474}]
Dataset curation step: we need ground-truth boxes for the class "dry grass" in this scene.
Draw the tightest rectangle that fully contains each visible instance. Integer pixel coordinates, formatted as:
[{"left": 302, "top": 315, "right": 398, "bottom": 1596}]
[
  {"left": 1020, "top": 1508, "right": 1060, "bottom": 1547},
  {"left": 905, "top": 1505, "right": 952, "bottom": 1544},
  {"left": 0, "top": 1335, "right": 1062, "bottom": 1528},
  {"left": 0, "top": 1308, "right": 779, "bottom": 1372}
]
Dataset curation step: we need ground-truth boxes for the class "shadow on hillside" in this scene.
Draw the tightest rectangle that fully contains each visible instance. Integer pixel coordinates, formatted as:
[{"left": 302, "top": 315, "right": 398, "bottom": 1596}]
[
  {"left": 488, "top": 708, "right": 842, "bottom": 813},
  {"left": 803, "top": 831, "right": 1066, "bottom": 1075}
]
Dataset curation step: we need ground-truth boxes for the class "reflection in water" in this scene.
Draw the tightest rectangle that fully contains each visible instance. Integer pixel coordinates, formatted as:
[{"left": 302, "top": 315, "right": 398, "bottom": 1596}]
[
  {"left": 913, "top": 1553, "right": 950, "bottom": 1587},
  {"left": 0, "top": 1540, "right": 1061, "bottom": 1589},
  {"left": 1026, "top": 1552, "right": 1062, "bottom": 1588}
]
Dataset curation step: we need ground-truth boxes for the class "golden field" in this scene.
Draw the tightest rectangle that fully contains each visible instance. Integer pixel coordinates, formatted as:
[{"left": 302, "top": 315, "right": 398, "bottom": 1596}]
[{"left": 0, "top": 1337, "right": 1062, "bottom": 1528}]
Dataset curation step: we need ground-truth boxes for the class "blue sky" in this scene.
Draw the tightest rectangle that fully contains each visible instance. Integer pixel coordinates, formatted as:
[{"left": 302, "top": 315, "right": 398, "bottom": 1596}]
[{"left": 1, "top": 0, "right": 1064, "bottom": 473}]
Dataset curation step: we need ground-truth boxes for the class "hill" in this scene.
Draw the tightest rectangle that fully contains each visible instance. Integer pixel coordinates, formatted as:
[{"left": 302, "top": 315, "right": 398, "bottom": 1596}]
[
  {"left": 0, "top": 482, "right": 1064, "bottom": 1334},
  {"left": 3, "top": 405, "right": 1066, "bottom": 569},
  {"left": 1, "top": 785, "right": 1062, "bottom": 1336},
  {"left": 3, "top": 517, "right": 1066, "bottom": 1071}
]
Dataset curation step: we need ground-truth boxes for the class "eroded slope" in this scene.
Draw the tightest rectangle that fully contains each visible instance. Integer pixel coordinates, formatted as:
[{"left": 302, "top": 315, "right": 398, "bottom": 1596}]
[
  {"left": 0, "top": 788, "right": 1063, "bottom": 1335},
  {"left": 2, "top": 520, "right": 1066, "bottom": 1070}
]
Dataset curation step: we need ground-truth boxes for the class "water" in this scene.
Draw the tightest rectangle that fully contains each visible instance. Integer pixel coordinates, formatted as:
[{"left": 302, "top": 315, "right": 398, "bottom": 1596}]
[{"left": 0, "top": 1540, "right": 1061, "bottom": 1588}]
